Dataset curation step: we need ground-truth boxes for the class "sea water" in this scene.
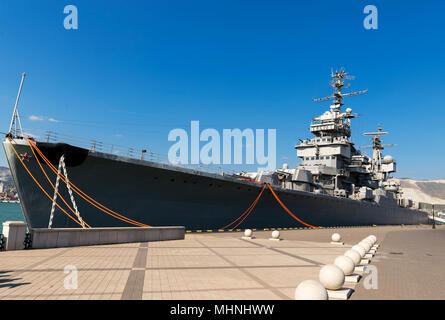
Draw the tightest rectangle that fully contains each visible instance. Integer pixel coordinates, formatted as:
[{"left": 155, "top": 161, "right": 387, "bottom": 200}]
[{"left": 0, "top": 203, "right": 25, "bottom": 233}]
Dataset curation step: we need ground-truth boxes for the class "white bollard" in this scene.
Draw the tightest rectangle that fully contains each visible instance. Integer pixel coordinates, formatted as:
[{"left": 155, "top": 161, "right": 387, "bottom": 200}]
[
  {"left": 331, "top": 233, "right": 341, "bottom": 242},
  {"left": 359, "top": 240, "right": 371, "bottom": 252},
  {"left": 242, "top": 229, "right": 254, "bottom": 239},
  {"left": 334, "top": 255, "right": 355, "bottom": 276},
  {"left": 319, "top": 264, "right": 345, "bottom": 290},
  {"left": 344, "top": 249, "right": 361, "bottom": 266},
  {"left": 295, "top": 280, "right": 328, "bottom": 300},
  {"left": 269, "top": 230, "right": 281, "bottom": 241},
  {"left": 330, "top": 233, "right": 344, "bottom": 245},
  {"left": 363, "top": 237, "right": 374, "bottom": 246},
  {"left": 351, "top": 244, "right": 366, "bottom": 258}
]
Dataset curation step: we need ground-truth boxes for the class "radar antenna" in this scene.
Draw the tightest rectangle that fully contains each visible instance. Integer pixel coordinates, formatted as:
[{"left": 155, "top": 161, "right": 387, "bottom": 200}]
[
  {"left": 362, "top": 125, "right": 395, "bottom": 172},
  {"left": 312, "top": 69, "right": 368, "bottom": 112}
]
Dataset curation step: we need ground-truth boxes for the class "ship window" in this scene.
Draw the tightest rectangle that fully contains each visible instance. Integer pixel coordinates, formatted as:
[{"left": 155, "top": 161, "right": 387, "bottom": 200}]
[
  {"left": 311, "top": 157, "right": 315, "bottom": 160},
  {"left": 322, "top": 138, "right": 326, "bottom": 142},
  {"left": 316, "top": 156, "right": 319, "bottom": 160}
]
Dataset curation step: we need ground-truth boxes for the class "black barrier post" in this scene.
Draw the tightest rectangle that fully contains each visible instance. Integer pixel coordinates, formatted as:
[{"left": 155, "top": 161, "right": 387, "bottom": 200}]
[{"left": 432, "top": 204, "right": 436, "bottom": 229}]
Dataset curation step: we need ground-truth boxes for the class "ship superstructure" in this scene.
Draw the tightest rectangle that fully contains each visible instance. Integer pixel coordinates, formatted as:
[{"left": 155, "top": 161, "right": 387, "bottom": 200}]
[{"left": 237, "top": 70, "right": 407, "bottom": 207}]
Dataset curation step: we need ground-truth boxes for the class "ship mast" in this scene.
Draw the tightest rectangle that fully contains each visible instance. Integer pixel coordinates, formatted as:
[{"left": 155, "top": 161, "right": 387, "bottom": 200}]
[
  {"left": 362, "top": 125, "right": 396, "bottom": 172},
  {"left": 308, "top": 69, "right": 368, "bottom": 139},
  {"left": 313, "top": 68, "right": 368, "bottom": 112},
  {"left": 7, "top": 73, "right": 26, "bottom": 138}
]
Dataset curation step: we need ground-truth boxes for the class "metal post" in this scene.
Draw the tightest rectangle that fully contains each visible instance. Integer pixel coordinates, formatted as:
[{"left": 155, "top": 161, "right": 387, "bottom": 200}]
[
  {"left": 432, "top": 204, "right": 436, "bottom": 229},
  {"left": 141, "top": 149, "right": 147, "bottom": 160}
]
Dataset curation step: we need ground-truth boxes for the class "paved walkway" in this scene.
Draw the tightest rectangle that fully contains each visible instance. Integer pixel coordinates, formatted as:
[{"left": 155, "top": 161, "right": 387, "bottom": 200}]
[
  {"left": 0, "top": 225, "right": 439, "bottom": 300},
  {"left": 0, "top": 232, "right": 358, "bottom": 300},
  {"left": 352, "top": 226, "right": 445, "bottom": 300}
]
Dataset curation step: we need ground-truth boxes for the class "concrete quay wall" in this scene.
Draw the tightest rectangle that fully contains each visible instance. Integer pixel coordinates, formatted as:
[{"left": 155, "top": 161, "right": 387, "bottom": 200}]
[{"left": 30, "top": 226, "right": 185, "bottom": 249}]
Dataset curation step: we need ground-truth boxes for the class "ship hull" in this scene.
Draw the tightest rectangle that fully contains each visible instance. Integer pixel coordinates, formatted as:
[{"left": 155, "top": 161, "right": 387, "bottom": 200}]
[{"left": 3, "top": 139, "right": 429, "bottom": 230}]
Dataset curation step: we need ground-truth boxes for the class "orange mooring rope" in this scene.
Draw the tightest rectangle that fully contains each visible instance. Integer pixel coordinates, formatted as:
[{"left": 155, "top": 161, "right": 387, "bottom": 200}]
[
  {"left": 27, "top": 139, "right": 91, "bottom": 228},
  {"left": 7, "top": 138, "right": 87, "bottom": 228},
  {"left": 222, "top": 183, "right": 267, "bottom": 230},
  {"left": 266, "top": 184, "right": 319, "bottom": 229},
  {"left": 27, "top": 139, "right": 150, "bottom": 227},
  {"left": 221, "top": 182, "right": 319, "bottom": 230}
]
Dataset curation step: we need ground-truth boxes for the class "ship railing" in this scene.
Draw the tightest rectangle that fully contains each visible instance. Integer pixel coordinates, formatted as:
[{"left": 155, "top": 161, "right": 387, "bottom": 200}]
[{"left": 23, "top": 130, "right": 239, "bottom": 176}]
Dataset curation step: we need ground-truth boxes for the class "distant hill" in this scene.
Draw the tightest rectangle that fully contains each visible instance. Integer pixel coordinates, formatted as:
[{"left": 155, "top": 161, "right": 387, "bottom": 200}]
[
  {"left": 0, "top": 166, "right": 12, "bottom": 183},
  {"left": 397, "top": 179, "right": 445, "bottom": 204}
]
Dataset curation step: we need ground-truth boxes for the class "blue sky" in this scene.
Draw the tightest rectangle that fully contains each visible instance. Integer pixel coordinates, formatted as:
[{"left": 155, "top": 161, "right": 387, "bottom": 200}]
[{"left": 0, "top": 0, "right": 444, "bottom": 179}]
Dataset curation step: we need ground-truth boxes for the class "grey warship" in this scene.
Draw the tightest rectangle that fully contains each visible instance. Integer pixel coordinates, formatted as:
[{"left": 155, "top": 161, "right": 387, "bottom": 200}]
[{"left": 2, "top": 70, "right": 428, "bottom": 230}]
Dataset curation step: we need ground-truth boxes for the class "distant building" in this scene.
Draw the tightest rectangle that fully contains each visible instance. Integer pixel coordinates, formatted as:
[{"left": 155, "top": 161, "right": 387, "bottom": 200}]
[{"left": 0, "top": 182, "right": 4, "bottom": 193}]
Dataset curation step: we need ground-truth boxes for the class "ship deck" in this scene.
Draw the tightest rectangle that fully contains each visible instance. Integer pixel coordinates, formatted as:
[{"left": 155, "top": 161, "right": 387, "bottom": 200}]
[{"left": 0, "top": 225, "right": 442, "bottom": 300}]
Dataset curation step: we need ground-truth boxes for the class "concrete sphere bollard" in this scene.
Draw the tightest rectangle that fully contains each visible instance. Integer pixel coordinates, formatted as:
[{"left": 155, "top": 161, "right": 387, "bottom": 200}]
[
  {"left": 271, "top": 230, "right": 280, "bottom": 239},
  {"left": 344, "top": 249, "right": 361, "bottom": 266},
  {"left": 334, "top": 255, "right": 355, "bottom": 276},
  {"left": 244, "top": 229, "right": 252, "bottom": 237},
  {"left": 365, "top": 236, "right": 374, "bottom": 244},
  {"left": 319, "top": 264, "right": 345, "bottom": 290},
  {"left": 295, "top": 280, "right": 328, "bottom": 300},
  {"left": 351, "top": 244, "right": 366, "bottom": 258},
  {"left": 364, "top": 238, "right": 374, "bottom": 248},
  {"left": 331, "top": 233, "right": 341, "bottom": 242},
  {"left": 369, "top": 235, "right": 377, "bottom": 242},
  {"left": 359, "top": 241, "right": 371, "bottom": 252}
]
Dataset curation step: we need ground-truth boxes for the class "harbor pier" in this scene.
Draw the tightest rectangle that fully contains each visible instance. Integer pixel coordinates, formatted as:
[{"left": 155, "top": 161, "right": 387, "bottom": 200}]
[{"left": 0, "top": 225, "right": 442, "bottom": 300}]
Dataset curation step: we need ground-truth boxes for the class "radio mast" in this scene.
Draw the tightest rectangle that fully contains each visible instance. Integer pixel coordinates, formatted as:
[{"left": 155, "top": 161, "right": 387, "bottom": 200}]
[
  {"left": 7, "top": 73, "right": 26, "bottom": 138},
  {"left": 312, "top": 68, "right": 368, "bottom": 112}
]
